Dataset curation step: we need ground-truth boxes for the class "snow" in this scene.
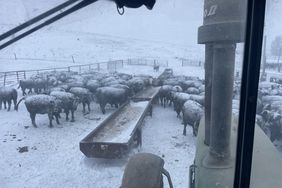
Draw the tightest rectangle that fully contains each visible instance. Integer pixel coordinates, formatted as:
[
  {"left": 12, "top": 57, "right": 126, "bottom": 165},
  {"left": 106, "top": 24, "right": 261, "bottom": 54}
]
[
  {"left": 24, "top": 94, "right": 56, "bottom": 105},
  {"left": 50, "top": 91, "right": 74, "bottom": 99},
  {"left": 133, "top": 86, "right": 160, "bottom": 99},
  {"left": 69, "top": 87, "right": 90, "bottom": 95},
  {"left": 0, "top": 0, "right": 248, "bottom": 185},
  {"left": 92, "top": 101, "right": 149, "bottom": 143},
  {"left": 0, "top": 86, "right": 15, "bottom": 94},
  {"left": 183, "top": 100, "right": 202, "bottom": 112},
  {"left": 97, "top": 86, "right": 126, "bottom": 96},
  {"left": 0, "top": 0, "right": 205, "bottom": 73},
  {"left": 4, "top": 0, "right": 282, "bottom": 187},
  {"left": 0, "top": 91, "right": 196, "bottom": 188}
]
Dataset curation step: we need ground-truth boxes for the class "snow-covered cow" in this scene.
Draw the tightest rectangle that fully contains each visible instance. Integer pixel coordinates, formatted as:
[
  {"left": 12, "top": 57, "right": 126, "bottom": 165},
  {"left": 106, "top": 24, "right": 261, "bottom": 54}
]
[
  {"left": 69, "top": 87, "right": 93, "bottom": 114},
  {"left": 95, "top": 87, "right": 129, "bottom": 114},
  {"left": 182, "top": 100, "right": 204, "bottom": 136},
  {"left": 50, "top": 91, "right": 79, "bottom": 122},
  {"left": 17, "top": 94, "right": 61, "bottom": 128}
]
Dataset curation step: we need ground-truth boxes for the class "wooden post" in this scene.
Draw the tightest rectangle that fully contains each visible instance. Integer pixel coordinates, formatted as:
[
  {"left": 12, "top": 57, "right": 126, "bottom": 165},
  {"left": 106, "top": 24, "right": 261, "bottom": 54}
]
[
  {"left": 261, "top": 36, "right": 267, "bottom": 81},
  {"left": 16, "top": 72, "right": 19, "bottom": 81},
  {"left": 4, "top": 73, "right": 6, "bottom": 86},
  {"left": 278, "top": 47, "right": 281, "bottom": 72},
  {"left": 24, "top": 71, "right": 26, "bottom": 79},
  {"left": 72, "top": 56, "right": 75, "bottom": 63}
]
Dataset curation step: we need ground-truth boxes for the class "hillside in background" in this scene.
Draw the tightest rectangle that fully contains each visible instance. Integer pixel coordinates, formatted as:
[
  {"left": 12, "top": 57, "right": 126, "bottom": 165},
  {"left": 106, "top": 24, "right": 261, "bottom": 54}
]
[
  {"left": 0, "top": 0, "right": 205, "bottom": 71},
  {"left": 0, "top": 0, "right": 281, "bottom": 71}
]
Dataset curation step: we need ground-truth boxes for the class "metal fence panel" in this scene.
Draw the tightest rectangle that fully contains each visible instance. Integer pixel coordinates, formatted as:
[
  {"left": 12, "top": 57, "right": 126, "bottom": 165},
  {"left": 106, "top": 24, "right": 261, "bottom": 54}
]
[
  {"left": 0, "top": 60, "right": 127, "bottom": 86},
  {"left": 181, "top": 59, "right": 203, "bottom": 67}
]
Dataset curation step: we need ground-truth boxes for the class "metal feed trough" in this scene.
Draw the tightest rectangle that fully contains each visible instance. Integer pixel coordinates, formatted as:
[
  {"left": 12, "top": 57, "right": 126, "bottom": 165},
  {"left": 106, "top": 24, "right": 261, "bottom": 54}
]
[
  {"left": 131, "top": 86, "right": 160, "bottom": 102},
  {"left": 80, "top": 87, "right": 160, "bottom": 158}
]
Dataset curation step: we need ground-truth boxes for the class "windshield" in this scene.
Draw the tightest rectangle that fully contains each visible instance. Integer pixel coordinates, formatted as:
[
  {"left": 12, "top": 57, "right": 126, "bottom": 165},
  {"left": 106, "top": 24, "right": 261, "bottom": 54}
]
[{"left": 0, "top": 1, "right": 281, "bottom": 188}]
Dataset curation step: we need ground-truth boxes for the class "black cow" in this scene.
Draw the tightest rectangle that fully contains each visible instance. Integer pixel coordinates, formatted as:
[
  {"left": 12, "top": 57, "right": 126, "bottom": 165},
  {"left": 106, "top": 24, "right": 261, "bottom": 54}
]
[
  {"left": 0, "top": 87, "right": 18, "bottom": 111},
  {"left": 158, "top": 85, "right": 173, "bottom": 107},
  {"left": 172, "top": 92, "right": 190, "bottom": 117},
  {"left": 182, "top": 100, "right": 204, "bottom": 136},
  {"left": 50, "top": 91, "right": 79, "bottom": 122},
  {"left": 17, "top": 95, "right": 61, "bottom": 128},
  {"left": 18, "top": 79, "right": 34, "bottom": 95},
  {"left": 96, "top": 87, "right": 129, "bottom": 114},
  {"left": 69, "top": 87, "right": 93, "bottom": 114}
]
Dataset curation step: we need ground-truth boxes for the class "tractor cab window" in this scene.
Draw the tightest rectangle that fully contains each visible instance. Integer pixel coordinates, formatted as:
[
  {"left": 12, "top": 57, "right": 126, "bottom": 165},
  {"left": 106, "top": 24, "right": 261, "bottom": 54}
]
[
  {"left": 250, "top": 1, "right": 282, "bottom": 187},
  {"left": 1, "top": 1, "right": 282, "bottom": 188}
]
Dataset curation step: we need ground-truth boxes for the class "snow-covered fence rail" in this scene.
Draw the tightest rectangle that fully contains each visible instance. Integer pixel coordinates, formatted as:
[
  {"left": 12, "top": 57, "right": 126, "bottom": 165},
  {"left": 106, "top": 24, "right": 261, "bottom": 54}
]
[
  {"left": 181, "top": 58, "right": 203, "bottom": 67},
  {"left": 126, "top": 58, "right": 168, "bottom": 67},
  {"left": 0, "top": 71, "right": 26, "bottom": 86},
  {"left": 107, "top": 60, "right": 124, "bottom": 73},
  {"left": 0, "top": 60, "right": 125, "bottom": 86}
]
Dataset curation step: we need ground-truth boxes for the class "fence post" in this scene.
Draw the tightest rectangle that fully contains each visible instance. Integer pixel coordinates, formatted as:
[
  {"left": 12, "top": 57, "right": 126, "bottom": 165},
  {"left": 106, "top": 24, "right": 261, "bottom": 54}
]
[
  {"left": 16, "top": 72, "right": 19, "bottom": 81},
  {"left": 14, "top": 53, "right": 17, "bottom": 60},
  {"left": 72, "top": 56, "right": 75, "bottom": 63},
  {"left": 4, "top": 73, "right": 6, "bottom": 86},
  {"left": 24, "top": 71, "right": 26, "bottom": 79}
]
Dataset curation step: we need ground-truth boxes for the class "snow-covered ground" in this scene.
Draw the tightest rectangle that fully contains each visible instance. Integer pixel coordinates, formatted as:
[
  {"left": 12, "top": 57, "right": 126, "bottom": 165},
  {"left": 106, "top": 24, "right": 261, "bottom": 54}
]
[{"left": 0, "top": 101, "right": 196, "bottom": 188}]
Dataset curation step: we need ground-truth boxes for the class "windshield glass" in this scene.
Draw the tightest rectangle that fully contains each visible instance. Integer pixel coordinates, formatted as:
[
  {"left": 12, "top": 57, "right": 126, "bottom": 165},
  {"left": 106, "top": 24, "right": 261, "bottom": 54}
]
[
  {"left": 0, "top": 1, "right": 280, "bottom": 188},
  {"left": 251, "top": 0, "right": 282, "bottom": 187}
]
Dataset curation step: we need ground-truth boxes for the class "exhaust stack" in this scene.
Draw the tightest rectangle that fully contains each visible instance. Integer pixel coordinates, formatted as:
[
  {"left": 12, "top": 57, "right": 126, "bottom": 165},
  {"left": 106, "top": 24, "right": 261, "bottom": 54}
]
[{"left": 198, "top": 0, "right": 246, "bottom": 167}]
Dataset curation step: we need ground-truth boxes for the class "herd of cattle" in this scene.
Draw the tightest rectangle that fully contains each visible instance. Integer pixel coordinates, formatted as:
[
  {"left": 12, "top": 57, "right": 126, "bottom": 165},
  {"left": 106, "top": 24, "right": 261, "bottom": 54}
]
[
  {"left": 156, "top": 69, "right": 205, "bottom": 136},
  {"left": 155, "top": 70, "right": 282, "bottom": 142},
  {"left": 0, "top": 70, "right": 152, "bottom": 127},
  {"left": 0, "top": 68, "right": 282, "bottom": 142},
  {"left": 255, "top": 80, "right": 282, "bottom": 142},
  {"left": 231, "top": 78, "right": 282, "bottom": 142}
]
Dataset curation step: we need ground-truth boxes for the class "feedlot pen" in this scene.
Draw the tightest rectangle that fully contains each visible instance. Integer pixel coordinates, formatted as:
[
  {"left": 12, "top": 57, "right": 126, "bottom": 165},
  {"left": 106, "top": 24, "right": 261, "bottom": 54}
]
[{"left": 0, "top": 64, "right": 200, "bottom": 187}]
